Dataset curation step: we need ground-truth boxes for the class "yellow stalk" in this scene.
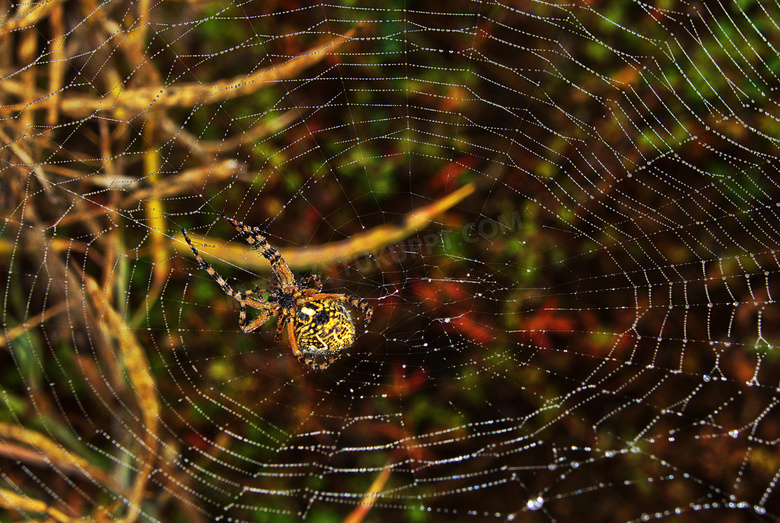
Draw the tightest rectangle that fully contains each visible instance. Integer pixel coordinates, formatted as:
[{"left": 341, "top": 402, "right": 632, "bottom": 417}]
[
  {"left": 84, "top": 276, "right": 159, "bottom": 523},
  {"left": 179, "top": 182, "right": 475, "bottom": 271}
]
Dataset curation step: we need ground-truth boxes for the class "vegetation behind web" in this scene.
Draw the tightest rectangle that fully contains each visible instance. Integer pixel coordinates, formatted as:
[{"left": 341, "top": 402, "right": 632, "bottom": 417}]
[{"left": 2, "top": 0, "right": 780, "bottom": 521}]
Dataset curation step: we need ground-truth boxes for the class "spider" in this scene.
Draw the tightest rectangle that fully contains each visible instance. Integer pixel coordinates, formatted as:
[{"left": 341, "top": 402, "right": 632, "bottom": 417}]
[{"left": 183, "top": 214, "right": 373, "bottom": 370}]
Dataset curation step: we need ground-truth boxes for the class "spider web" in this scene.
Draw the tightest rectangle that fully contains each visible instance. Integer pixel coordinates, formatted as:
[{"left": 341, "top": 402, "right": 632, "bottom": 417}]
[{"left": 2, "top": 0, "right": 780, "bottom": 521}]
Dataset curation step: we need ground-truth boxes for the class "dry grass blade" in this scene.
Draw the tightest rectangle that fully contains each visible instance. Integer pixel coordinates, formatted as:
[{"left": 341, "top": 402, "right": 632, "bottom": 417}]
[
  {"left": 0, "top": 299, "right": 72, "bottom": 349},
  {"left": 344, "top": 458, "right": 393, "bottom": 523},
  {"left": 177, "top": 182, "right": 475, "bottom": 271},
  {"left": 0, "top": 422, "right": 118, "bottom": 491},
  {"left": 0, "top": 0, "right": 64, "bottom": 33},
  {"left": 7, "top": 26, "right": 362, "bottom": 117},
  {"left": 0, "top": 127, "right": 54, "bottom": 198},
  {"left": 0, "top": 487, "right": 80, "bottom": 522},
  {"left": 121, "top": 160, "right": 243, "bottom": 205},
  {"left": 135, "top": 118, "right": 169, "bottom": 328},
  {"left": 84, "top": 275, "right": 159, "bottom": 523},
  {"left": 45, "top": 2, "right": 65, "bottom": 127},
  {"left": 17, "top": 29, "right": 37, "bottom": 129},
  {"left": 198, "top": 110, "right": 300, "bottom": 153},
  {"left": 0, "top": 235, "right": 87, "bottom": 256},
  {"left": 159, "top": 110, "right": 300, "bottom": 161}
]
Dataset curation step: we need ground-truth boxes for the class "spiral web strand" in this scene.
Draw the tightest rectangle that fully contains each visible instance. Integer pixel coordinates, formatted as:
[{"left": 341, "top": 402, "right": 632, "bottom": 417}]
[{"left": 2, "top": 1, "right": 780, "bottom": 521}]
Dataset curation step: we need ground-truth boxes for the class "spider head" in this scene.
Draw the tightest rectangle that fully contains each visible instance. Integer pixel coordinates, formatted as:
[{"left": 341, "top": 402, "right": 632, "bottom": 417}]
[
  {"left": 275, "top": 294, "right": 297, "bottom": 311},
  {"left": 294, "top": 299, "right": 356, "bottom": 369}
]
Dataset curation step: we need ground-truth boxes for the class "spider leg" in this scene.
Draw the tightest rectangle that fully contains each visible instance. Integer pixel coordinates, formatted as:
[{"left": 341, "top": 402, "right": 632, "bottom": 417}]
[
  {"left": 241, "top": 305, "right": 277, "bottom": 333},
  {"left": 275, "top": 316, "right": 287, "bottom": 343},
  {"left": 313, "top": 357, "right": 335, "bottom": 371},
  {"left": 183, "top": 229, "right": 243, "bottom": 300},
  {"left": 220, "top": 213, "right": 296, "bottom": 289},
  {"left": 287, "top": 320, "right": 302, "bottom": 360},
  {"left": 308, "top": 293, "right": 373, "bottom": 331},
  {"left": 298, "top": 274, "right": 322, "bottom": 291},
  {"left": 242, "top": 287, "right": 271, "bottom": 298},
  {"left": 184, "top": 229, "right": 274, "bottom": 330}
]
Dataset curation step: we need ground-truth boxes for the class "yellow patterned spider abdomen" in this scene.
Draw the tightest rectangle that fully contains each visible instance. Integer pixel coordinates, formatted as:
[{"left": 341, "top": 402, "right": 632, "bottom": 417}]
[{"left": 294, "top": 299, "right": 356, "bottom": 370}]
